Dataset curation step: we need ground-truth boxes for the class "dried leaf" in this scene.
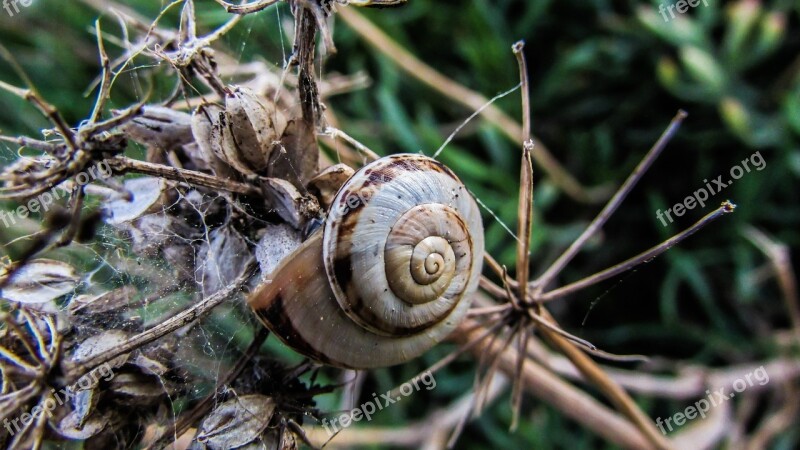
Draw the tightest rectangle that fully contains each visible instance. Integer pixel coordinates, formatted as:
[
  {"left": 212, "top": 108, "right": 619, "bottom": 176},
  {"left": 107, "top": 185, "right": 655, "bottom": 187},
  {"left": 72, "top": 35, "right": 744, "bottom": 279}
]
[
  {"left": 71, "top": 329, "right": 131, "bottom": 370},
  {"left": 56, "top": 410, "right": 110, "bottom": 440},
  {"left": 308, "top": 163, "right": 355, "bottom": 210},
  {"left": 107, "top": 372, "right": 166, "bottom": 406},
  {"left": 271, "top": 118, "right": 319, "bottom": 188},
  {"left": 132, "top": 353, "right": 170, "bottom": 377},
  {"left": 261, "top": 177, "right": 319, "bottom": 229},
  {"left": 72, "top": 389, "right": 98, "bottom": 429}
]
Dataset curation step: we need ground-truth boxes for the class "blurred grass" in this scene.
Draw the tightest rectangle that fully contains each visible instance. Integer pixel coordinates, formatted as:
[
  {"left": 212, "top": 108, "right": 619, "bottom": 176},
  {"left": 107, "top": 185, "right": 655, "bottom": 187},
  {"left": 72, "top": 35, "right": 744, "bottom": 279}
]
[{"left": 1, "top": 0, "right": 799, "bottom": 448}]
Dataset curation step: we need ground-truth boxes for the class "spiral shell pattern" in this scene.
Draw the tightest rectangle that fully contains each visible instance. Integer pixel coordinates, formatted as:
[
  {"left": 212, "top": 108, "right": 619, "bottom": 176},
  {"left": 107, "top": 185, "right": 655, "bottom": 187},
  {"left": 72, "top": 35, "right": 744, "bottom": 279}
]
[{"left": 324, "top": 154, "right": 484, "bottom": 337}]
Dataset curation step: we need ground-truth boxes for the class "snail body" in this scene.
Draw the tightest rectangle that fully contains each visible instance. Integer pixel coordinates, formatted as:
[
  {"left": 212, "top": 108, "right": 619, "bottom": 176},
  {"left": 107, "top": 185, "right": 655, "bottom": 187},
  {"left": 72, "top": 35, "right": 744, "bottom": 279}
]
[{"left": 248, "top": 154, "right": 484, "bottom": 368}]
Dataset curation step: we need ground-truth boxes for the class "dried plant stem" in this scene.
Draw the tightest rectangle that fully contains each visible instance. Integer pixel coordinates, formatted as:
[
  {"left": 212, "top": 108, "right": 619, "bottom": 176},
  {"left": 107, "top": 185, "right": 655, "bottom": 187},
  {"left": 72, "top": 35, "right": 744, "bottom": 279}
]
[
  {"left": 743, "top": 226, "right": 800, "bottom": 343},
  {"left": 515, "top": 142, "right": 534, "bottom": 304},
  {"left": 536, "top": 310, "right": 674, "bottom": 450},
  {"left": 450, "top": 318, "right": 659, "bottom": 450},
  {"left": 213, "top": 0, "right": 279, "bottom": 14},
  {"left": 537, "top": 347, "right": 800, "bottom": 400},
  {"left": 89, "top": 18, "right": 112, "bottom": 124},
  {"left": 321, "top": 126, "right": 381, "bottom": 161},
  {"left": 532, "top": 110, "right": 688, "bottom": 293},
  {"left": 512, "top": 40, "right": 534, "bottom": 307},
  {"left": 308, "top": 375, "right": 508, "bottom": 448},
  {"left": 0, "top": 80, "right": 78, "bottom": 151},
  {"left": 337, "top": 8, "right": 603, "bottom": 204},
  {"left": 743, "top": 383, "right": 799, "bottom": 449},
  {"left": 106, "top": 156, "right": 261, "bottom": 195},
  {"left": 536, "top": 201, "right": 737, "bottom": 302},
  {"left": 63, "top": 268, "right": 254, "bottom": 382}
]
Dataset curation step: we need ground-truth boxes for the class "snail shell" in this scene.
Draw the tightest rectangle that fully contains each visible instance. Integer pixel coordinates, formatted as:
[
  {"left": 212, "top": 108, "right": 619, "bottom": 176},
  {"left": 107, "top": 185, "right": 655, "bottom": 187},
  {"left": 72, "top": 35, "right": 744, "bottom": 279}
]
[{"left": 248, "top": 154, "right": 484, "bottom": 369}]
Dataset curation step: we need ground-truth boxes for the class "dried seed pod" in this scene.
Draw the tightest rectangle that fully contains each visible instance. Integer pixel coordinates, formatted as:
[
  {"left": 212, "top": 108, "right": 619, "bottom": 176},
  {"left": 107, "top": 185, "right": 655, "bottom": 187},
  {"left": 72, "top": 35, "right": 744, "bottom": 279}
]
[
  {"left": 193, "top": 395, "right": 276, "bottom": 449},
  {"left": 226, "top": 86, "right": 286, "bottom": 171},
  {"left": 103, "top": 177, "right": 171, "bottom": 225},
  {"left": 120, "top": 105, "right": 194, "bottom": 149},
  {"left": 248, "top": 154, "right": 484, "bottom": 369},
  {"left": 191, "top": 86, "right": 286, "bottom": 176},
  {"left": 0, "top": 259, "right": 79, "bottom": 309}
]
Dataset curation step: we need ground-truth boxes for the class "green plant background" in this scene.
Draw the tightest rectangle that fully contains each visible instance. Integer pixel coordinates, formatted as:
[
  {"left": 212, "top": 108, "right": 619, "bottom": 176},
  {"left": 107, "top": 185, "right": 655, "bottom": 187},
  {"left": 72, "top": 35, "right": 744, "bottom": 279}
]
[{"left": 0, "top": 0, "right": 798, "bottom": 448}]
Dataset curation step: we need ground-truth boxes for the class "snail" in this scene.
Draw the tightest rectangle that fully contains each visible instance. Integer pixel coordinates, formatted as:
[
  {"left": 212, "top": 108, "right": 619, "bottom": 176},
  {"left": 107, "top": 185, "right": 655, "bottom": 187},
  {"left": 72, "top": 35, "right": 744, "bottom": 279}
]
[{"left": 248, "top": 154, "right": 484, "bottom": 369}]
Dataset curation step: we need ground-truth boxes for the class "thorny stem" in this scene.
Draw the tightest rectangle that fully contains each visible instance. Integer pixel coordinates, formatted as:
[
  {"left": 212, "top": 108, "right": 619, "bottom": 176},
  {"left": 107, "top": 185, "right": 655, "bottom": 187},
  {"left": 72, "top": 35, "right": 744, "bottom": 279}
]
[
  {"left": 536, "top": 201, "right": 737, "bottom": 302},
  {"left": 532, "top": 110, "right": 688, "bottom": 294},
  {"left": 62, "top": 267, "right": 255, "bottom": 383}
]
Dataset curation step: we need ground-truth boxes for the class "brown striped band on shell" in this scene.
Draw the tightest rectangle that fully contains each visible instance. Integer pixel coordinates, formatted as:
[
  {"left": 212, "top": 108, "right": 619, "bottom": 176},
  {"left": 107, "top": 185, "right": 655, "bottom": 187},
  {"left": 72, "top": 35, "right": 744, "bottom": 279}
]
[{"left": 323, "top": 154, "right": 483, "bottom": 337}]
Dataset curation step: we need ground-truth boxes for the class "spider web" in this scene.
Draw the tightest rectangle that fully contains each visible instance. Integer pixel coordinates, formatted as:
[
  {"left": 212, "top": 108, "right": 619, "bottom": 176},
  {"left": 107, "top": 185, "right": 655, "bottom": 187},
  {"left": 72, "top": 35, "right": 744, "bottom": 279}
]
[{"left": 0, "top": 1, "right": 536, "bottom": 447}]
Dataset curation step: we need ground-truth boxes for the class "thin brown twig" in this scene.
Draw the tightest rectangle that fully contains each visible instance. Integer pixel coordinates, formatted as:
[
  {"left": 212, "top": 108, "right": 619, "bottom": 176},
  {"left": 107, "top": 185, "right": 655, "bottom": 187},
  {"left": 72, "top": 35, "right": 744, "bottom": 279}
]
[
  {"left": 510, "top": 324, "right": 528, "bottom": 431},
  {"left": 742, "top": 226, "right": 800, "bottom": 344},
  {"left": 532, "top": 110, "right": 688, "bottom": 294},
  {"left": 451, "top": 318, "right": 661, "bottom": 449},
  {"left": 337, "top": 8, "right": 606, "bottom": 203},
  {"left": 106, "top": 156, "right": 261, "bottom": 195},
  {"left": 536, "top": 201, "right": 737, "bottom": 302},
  {"left": 89, "top": 19, "right": 112, "bottom": 124},
  {"left": 515, "top": 140, "right": 534, "bottom": 307},
  {"left": 62, "top": 266, "right": 255, "bottom": 382},
  {"left": 536, "top": 309, "right": 674, "bottom": 450}
]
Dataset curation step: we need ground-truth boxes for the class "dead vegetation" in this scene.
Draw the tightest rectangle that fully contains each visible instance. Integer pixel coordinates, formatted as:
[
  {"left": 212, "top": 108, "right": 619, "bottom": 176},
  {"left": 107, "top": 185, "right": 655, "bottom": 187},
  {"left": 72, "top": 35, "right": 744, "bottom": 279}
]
[{"left": 0, "top": 1, "right": 798, "bottom": 449}]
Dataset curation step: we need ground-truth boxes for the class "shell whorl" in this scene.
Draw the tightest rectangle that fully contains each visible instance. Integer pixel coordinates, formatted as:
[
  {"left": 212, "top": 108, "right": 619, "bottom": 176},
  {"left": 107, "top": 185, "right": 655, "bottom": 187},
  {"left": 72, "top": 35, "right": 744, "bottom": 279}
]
[
  {"left": 248, "top": 153, "right": 484, "bottom": 368},
  {"left": 323, "top": 154, "right": 483, "bottom": 337}
]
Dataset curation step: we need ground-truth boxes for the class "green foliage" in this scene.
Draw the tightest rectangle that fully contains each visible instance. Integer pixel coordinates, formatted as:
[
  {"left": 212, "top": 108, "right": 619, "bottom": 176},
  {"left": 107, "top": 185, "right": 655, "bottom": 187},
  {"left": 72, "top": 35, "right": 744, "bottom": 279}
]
[{"left": 0, "top": 0, "right": 797, "bottom": 448}]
